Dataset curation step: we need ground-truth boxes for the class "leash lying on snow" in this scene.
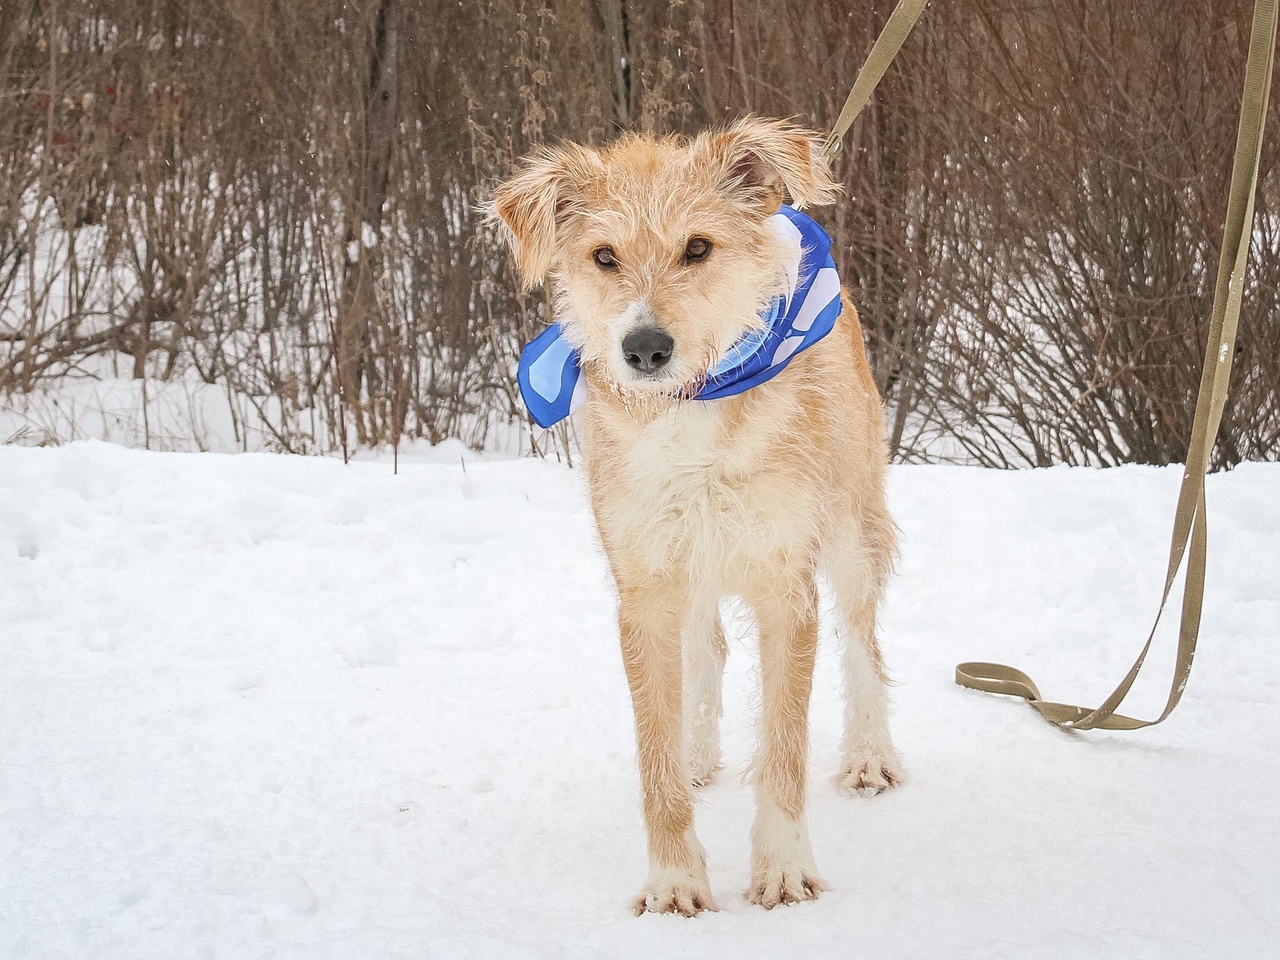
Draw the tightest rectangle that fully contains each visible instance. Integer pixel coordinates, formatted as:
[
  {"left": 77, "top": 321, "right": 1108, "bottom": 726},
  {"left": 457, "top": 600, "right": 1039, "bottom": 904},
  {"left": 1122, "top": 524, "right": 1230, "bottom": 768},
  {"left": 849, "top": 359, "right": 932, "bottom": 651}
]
[{"left": 828, "top": 0, "right": 1277, "bottom": 730}]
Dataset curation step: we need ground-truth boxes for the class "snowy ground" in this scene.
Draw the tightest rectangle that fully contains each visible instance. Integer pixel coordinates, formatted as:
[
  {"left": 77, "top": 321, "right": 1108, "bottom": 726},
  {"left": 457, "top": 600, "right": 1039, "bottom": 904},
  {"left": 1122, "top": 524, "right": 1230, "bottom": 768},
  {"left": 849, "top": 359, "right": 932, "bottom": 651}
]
[
  {"left": 1, "top": 442, "right": 1276, "bottom": 960},
  {"left": 0, "top": 365, "right": 534, "bottom": 457}
]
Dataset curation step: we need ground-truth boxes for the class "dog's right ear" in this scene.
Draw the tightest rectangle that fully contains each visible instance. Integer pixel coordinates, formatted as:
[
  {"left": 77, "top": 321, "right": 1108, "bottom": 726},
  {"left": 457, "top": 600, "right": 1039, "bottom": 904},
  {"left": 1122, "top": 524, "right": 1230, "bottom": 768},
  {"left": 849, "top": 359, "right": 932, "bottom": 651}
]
[{"left": 490, "top": 144, "right": 604, "bottom": 290}]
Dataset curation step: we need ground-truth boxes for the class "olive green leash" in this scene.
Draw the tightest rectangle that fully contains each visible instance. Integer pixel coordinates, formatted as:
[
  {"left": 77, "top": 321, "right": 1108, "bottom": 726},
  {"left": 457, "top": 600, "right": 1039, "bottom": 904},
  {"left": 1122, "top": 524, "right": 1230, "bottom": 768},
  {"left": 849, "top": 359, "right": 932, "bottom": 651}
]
[
  {"left": 826, "top": 0, "right": 1277, "bottom": 730},
  {"left": 823, "top": 0, "right": 932, "bottom": 165}
]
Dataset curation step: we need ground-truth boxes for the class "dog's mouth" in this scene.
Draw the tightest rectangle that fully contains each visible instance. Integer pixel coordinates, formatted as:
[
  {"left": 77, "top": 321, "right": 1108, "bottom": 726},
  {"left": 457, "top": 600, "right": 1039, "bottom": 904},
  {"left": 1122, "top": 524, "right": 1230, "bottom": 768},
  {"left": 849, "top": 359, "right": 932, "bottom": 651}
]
[
  {"left": 613, "top": 324, "right": 705, "bottom": 394},
  {"left": 593, "top": 304, "right": 768, "bottom": 400},
  {"left": 610, "top": 321, "right": 759, "bottom": 398},
  {"left": 616, "top": 364, "right": 692, "bottom": 397},
  {"left": 601, "top": 354, "right": 699, "bottom": 407}
]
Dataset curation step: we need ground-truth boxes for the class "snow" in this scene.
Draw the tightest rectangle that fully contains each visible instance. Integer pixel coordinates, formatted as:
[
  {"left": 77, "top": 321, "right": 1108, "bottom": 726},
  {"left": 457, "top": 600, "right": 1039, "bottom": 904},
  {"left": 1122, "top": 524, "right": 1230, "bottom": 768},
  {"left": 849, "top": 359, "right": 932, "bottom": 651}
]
[
  {"left": 1, "top": 373, "right": 272, "bottom": 453},
  {"left": 0, "top": 366, "right": 536, "bottom": 457},
  {"left": 1, "top": 442, "right": 1276, "bottom": 959}
]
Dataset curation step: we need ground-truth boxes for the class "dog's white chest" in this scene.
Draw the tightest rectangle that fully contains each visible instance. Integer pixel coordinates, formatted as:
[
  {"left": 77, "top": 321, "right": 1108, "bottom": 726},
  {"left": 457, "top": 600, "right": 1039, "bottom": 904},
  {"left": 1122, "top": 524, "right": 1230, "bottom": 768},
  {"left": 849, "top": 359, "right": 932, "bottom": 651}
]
[{"left": 603, "top": 402, "right": 818, "bottom": 583}]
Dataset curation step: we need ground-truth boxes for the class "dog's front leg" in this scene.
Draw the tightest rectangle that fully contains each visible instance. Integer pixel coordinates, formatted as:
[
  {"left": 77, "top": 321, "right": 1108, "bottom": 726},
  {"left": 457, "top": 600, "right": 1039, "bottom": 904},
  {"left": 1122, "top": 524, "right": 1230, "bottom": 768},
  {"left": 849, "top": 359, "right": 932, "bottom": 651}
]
[
  {"left": 744, "top": 561, "right": 829, "bottom": 907},
  {"left": 618, "top": 573, "right": 717, "bottom": 917},
  {"left": 683, "top": 594, "right": 727, "bottom": 787}
]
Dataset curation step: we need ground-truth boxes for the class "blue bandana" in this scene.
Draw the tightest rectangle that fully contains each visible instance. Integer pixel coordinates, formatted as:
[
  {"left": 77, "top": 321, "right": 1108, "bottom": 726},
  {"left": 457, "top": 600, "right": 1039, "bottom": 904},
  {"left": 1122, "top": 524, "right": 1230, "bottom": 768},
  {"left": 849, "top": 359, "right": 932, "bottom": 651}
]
[{"left": 517, "top": 204, "right": 842, "bottom": 428}]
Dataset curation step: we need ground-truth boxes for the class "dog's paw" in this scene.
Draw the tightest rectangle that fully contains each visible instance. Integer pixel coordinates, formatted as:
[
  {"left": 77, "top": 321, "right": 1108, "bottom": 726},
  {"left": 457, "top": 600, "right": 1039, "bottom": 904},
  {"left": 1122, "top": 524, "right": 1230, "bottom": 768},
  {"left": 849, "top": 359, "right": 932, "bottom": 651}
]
[
  {"left": 836, "top": 751, "right": 905, "bottom": 797},
  {"left": 748, "top": 798, "right": 825, "bottom": 908},
  {"left": 688, "top": 758, "right": 721, "bottom": 788},
  {"left": 745, "top": 861, "right": 829, "bottom": 909},
  {"left": 686, "top": 717, "right": 722, "bottom": 788},
  {"left": 634, "top": 872, "right": 718, "bottom": 917}
]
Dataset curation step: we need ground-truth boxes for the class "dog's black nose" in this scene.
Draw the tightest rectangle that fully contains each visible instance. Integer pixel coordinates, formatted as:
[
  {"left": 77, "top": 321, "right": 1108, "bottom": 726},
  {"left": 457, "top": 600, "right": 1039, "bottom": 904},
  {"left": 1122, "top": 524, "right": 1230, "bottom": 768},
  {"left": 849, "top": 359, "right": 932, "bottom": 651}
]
[{"left": 622, "top": 327, "right": 674, "bottom": 373}]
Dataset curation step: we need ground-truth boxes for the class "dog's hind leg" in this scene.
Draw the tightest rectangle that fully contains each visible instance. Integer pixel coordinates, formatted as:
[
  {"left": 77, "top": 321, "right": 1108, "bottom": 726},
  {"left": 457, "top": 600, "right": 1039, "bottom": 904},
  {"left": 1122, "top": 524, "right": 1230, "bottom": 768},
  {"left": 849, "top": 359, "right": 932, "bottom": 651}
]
[
  {"left": 744, "top": 560, "right": 828, "bottom": 907},
  {"left": 828, "top": 515, "right": 905, "bottom": 796},
  {"left": 618, "top": 571, "right": 717, "bottom": 917},
  {"left": 683, "top": 594, "right": 727, "bottom": 787}
]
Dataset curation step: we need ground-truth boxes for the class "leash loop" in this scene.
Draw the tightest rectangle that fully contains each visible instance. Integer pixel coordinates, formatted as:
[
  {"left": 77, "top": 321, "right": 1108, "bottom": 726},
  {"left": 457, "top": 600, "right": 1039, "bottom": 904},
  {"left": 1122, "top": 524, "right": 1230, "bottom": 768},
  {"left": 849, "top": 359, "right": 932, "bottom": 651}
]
[
  {"left": 954, "top": 0, "right": 1276, "bottom": 729},
  {"left": 827, "top": 0, "right": 1277, "bottom": 731}
]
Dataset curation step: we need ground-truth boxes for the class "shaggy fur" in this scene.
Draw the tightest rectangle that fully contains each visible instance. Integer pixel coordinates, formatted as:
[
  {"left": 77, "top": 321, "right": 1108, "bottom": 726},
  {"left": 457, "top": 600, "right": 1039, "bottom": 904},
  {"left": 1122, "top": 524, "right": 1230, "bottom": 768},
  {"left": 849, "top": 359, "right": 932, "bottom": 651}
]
[{"left": 492, "top": 117, "right": 903, "bottom": 916}]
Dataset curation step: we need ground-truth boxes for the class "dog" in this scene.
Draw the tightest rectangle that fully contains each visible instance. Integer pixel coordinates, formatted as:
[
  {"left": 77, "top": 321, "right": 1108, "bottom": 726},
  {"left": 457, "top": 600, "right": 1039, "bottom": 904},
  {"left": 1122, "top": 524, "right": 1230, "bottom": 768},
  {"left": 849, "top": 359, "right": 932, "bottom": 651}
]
[{"left": 491, "top": 116, "right": 902, "bottom": 916}]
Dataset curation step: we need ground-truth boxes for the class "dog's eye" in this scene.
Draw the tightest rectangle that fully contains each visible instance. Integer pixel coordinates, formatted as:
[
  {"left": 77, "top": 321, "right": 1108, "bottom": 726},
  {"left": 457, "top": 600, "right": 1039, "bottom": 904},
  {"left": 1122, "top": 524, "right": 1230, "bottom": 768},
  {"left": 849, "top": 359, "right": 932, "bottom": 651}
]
[
  {"left": 683, "top": 237, "right": 713, "bottom": 263},
  {"left": 592, "top": 247, "right": 619, "bottom": 270}
]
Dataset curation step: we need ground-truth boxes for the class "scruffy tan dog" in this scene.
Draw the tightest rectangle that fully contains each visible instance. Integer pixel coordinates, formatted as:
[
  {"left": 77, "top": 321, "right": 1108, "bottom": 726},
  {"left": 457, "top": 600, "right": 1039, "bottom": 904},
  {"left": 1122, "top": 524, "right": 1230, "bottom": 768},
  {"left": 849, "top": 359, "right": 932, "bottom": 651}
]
[{"left": 492, "top": 117, "right": 902, "bottom": 916}]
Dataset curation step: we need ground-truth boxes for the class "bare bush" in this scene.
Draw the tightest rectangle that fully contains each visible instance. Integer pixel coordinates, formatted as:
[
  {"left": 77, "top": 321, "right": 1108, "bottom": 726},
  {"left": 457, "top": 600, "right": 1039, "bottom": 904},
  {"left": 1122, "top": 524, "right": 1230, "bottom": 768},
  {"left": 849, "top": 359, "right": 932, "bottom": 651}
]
[{"left": 1, "top": 0, "right": 1276, "bottom": 465}]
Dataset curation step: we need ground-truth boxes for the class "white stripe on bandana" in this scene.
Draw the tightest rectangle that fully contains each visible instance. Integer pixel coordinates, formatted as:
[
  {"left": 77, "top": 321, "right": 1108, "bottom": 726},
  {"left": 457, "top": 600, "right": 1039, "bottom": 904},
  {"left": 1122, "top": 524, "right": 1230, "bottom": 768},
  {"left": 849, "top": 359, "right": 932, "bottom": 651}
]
[{"left": 517, "top": 205, "right": 843, "bottom": 428}]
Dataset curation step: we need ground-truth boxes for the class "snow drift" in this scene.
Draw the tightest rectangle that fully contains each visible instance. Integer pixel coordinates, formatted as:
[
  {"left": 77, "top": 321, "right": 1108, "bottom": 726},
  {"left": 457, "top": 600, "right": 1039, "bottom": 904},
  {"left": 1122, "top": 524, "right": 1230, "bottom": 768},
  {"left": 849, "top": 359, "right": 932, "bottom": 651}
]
[{"left": 1, "top": 443, "right": 1276, "bottom": 959}]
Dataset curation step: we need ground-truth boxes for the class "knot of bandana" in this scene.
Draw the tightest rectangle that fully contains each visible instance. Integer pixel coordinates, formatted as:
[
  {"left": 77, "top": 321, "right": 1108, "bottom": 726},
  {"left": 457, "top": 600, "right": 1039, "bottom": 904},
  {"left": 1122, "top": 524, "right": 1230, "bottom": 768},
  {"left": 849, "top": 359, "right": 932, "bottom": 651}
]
[{"left": 517, "top": 205, "right": 842, "bottom": 429}]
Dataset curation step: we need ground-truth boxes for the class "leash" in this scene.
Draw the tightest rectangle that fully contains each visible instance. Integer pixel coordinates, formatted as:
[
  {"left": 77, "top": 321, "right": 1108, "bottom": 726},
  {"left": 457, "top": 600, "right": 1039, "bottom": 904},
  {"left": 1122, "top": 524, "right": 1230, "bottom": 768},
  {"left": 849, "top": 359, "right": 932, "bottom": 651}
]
[
  {"left": 826, "top": 0, "right": 1277, "bottom": 731},
  {"left": 822, "top": 0, "right": 932, "bottom": 164},
  {"left": 956, "top": 0, "right": 1276, "bottom": 729}
]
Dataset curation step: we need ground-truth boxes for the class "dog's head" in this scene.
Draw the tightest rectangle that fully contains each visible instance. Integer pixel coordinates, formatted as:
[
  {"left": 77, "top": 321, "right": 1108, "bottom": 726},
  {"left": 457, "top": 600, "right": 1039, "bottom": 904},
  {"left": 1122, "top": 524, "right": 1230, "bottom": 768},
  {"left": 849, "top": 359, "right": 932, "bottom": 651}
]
[{"left": 491, "top": 117, "right": 840, "bottom": 398}]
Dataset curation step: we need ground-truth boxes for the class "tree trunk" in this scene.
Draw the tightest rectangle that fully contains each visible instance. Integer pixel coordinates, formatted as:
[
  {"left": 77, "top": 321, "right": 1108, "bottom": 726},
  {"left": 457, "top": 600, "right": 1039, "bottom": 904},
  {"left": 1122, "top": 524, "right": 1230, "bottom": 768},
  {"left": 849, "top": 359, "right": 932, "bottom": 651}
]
[{"left": 336, "top": 0, "right": 399, "bottom": 445}]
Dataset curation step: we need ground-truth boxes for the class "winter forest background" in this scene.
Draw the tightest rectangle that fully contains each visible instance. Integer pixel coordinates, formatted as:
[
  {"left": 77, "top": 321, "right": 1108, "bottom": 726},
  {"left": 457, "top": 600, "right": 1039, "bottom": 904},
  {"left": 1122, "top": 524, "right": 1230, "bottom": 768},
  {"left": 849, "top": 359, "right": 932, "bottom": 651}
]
[{"left": 2, "top": 0, "right": 1278, "bottom": 467}]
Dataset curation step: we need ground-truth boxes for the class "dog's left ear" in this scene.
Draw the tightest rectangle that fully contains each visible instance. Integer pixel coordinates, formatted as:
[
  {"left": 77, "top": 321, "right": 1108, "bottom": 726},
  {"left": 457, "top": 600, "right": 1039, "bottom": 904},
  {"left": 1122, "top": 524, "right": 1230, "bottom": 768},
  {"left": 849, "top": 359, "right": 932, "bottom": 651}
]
[
  {"left": 697, "top": 116, "right": 841, "bottom": 215},
  {"left": 489, "top": 143, "right": 604, "bottom": 290}
]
